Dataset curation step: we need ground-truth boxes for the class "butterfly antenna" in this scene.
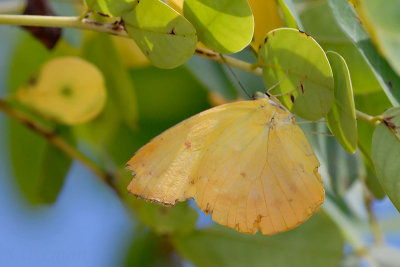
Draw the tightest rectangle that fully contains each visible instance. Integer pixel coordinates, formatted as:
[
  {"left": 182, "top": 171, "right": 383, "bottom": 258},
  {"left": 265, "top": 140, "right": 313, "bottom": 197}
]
[
  {"left": 266, "top": 70, "right": 289, "bottom": 95},
  {"left": 296, "top": 119, "right": 327, "bottom": 125},
  {"left": 271, "top": 84, "right": 299, "bottom": 97},
  {"left": 220, "top": 54, "right": 252, "bottom": 99},
  {"left": 305, "top": 131, "right": 334, "bottom": 137}
]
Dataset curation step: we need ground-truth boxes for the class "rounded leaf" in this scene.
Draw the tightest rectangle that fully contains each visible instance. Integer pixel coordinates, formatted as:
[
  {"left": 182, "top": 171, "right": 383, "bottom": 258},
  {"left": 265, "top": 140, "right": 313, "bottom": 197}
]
[
  {"left": 183, "top": 0, "right": 254, "bottom": 53},
  {"left": 372, "top": 107, "right": 400, "bottom": 212},
  {"left": 84, "top": 0, "right": 136, "bottom": 17},
  {"left": 123, "top": 0, "right": 197, "bottom": 69},
  {"left": 15, "top": 57, "right": 106, "bottom": 125},
  {"left": 326, "top": 51, "right": 357, "bottom": 154},
  {"left": 248, "top": 0, "right": 283, "bottom": 51},
  {"left": 259, "top": 28, "right": 334, "bottom": 120}
]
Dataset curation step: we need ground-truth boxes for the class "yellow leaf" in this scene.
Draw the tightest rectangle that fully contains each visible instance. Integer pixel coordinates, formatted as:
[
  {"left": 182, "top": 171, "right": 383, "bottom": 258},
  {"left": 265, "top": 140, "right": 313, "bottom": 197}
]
[
  {"left": 112, "top": 36, "right": 150, "bottom": 68},
  {"left": 248, "top": 0, "right": 284, "bottom": 51},
  {"left": 15, "top": 57, "right": 106, "bottom": 125},
  {"left": 165, "top": 0, "right": 184, "bottom": 14},
  {"left": 126, "top": 95, "right": 324, "bottom": 235}
]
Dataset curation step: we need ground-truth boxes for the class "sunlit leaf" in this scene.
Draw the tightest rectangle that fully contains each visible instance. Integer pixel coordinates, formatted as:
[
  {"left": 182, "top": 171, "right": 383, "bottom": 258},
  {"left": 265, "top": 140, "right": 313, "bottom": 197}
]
[
  {"left": 328, "top": 0, "right": 400, "bottom": 106},
  {"left": 15, "top": 57, "right": 106, "bottom": 125},
  {"left": 174, "top": 214, "right": 343, "bottom": 267},
  {"left": 259, "top": 28, "right": 334, "bottom": 120},
  {"left": 183, "top": 0, "right": 254, "bottom": 53},
  {"left": 84, "top": 0, "right": 136, "bottom": 17},
  {"left": 298, "top": 0, "right": 381, "bottom": 95},
  {"left": 123, "top": 0, "right": 197, "bottom": 69},
  {"left": 355, "top": 0, "right": 400, "bottom": 77},
  {"left": 372, "top": 107, "right": 400, "bottom": 211},
  {"left": 326, "top": 51, "right": 357, "bottom": 154},
  {"left": 277, "top": 0, "right": 300, "bottom": 29},
  {"left": 248, "top": 0, "right": 283, "bottom": 51},
  {"left": 165, "top": 0, "right": 184, "bottom": 14}
]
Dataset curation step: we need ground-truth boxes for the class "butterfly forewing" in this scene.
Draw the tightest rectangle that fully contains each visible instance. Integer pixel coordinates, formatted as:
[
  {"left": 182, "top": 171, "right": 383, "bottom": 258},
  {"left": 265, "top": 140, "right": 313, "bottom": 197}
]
[{"left": 126, "top": 97, "right": 324, "bottom": 235}]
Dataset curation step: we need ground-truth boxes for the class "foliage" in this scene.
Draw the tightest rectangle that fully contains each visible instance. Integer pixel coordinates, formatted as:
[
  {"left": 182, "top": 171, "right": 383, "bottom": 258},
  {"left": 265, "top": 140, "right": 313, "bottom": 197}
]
[{"left": 0, "top": 0, "right": 400, "bottom": 266}]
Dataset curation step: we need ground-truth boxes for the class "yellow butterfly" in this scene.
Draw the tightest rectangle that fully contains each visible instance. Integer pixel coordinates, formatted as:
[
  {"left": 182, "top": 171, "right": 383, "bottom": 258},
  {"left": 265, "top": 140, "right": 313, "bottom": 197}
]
[{"left": 126, "top": 94, "right": 324, "bottom": 235}]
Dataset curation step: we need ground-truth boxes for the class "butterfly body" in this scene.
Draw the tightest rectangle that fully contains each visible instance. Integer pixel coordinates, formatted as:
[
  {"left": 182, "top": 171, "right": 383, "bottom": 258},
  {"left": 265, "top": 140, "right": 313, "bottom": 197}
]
[{"left": 127, "top": 96, "right": 324, "bottom": 235}]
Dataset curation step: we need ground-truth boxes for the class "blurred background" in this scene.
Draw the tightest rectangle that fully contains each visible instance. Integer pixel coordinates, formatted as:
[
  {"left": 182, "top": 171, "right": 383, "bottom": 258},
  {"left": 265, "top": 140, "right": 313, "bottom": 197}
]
[{"left": 1, "top": 0, "right": 400, "bottom": 266}]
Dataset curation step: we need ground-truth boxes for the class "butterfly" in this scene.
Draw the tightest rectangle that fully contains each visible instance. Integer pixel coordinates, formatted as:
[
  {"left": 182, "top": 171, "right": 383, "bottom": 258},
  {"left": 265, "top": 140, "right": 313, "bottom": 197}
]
[{"left": 126, "top": 94, "right": 324, "bottom": 235}]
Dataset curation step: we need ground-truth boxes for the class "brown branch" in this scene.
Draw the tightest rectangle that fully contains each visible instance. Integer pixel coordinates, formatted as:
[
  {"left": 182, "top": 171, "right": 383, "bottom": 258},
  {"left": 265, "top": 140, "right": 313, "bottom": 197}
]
[{"left": 0, "top": 98, "right": 121, "bottom": 196}]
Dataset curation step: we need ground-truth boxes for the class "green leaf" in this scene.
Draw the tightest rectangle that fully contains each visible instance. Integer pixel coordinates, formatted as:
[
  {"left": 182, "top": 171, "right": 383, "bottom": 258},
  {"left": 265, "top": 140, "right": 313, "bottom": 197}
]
[
  {"left": 326, "top": 51, "right": 357, "bottom": 154},
  {"left": 124, "top": 230, "right": 181, "bottom": 267},
  {"left": 123, "top": 0, "right": 197, "bottom": 69},
  {"left": 357, "top": 0, "right": 400, "bottom": 77},
  {"left": 38, "top": 127, "right": 73, "bottom": 203},
  {"left": 129, "top": 65, "right": 210, "bottom": 130},
  {"left": 301, "top": 122, "right": 361, "bottom": 195},
  {"left": 82, "top": 34, "right": 138, "bottom": 129},
  {"left": 298, "top": 0, "right": 381, "bottom": 95},
  {"left": 328, "top": 0, "right": 400, "bottom": 106},
  {"left": 9, "top": 119, "right": 47, "bottom": 204},
  {"left": 84, "top": 0, "right": 136, "bottom": 17},
  {"left": 355, "top": 90, "right": 392, "bottom": 164},
  {"left": 7, "top": 32, "right": 74, "bottom": 204},
  {"left": 186, "top": 56, "right": 238, "bottom": 101},
  {"left": 259, "top": 28, "right": 334, "bottom": 120},
  {"left": 9, "top": 121, "right": 72, "bottom": 204},
  {"left": 118, "top": 171, "right": 198, "bottom": 235},
  {"left": 365, "top": 164, "right": 386, "bottom": 200},
  {"left": 372, "top": 107, "right": 400, "bottom": 212},
  {"left": 277, "top": 0, "right": 301, "bottom": 29},
  {"left": 8, "top": 32, "right": 51, "bottom": 93},
  {"left": 183, "top": 0, "right": 253, "bottom": 53},
  {"left": 174, "top": 214, "right": 343, "bottom": 267},
  {"left": 14, "top": 57, "right": 107, "bottom": 125}
]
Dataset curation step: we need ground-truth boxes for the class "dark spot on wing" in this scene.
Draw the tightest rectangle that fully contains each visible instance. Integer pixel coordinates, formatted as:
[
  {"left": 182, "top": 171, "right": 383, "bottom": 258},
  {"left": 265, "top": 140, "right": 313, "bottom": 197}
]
[
  {"left": 240, "top": 172, "right": 246, "bottom": 177},
  {"left": 185, "top": 141, "right": 191, "bottom": 148}
]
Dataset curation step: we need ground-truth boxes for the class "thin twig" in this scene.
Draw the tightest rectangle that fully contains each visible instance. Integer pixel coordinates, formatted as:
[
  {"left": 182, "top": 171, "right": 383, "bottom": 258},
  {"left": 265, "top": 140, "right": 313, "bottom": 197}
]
[
  {"left": 195, "top": 46, "right": 263, "bottom": 76},
  {"left": 356, "top": 110, "right": 383, "bottom": 126},
  {"left": 0, "top": 99, "right": 121, "bottom": 196}
]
